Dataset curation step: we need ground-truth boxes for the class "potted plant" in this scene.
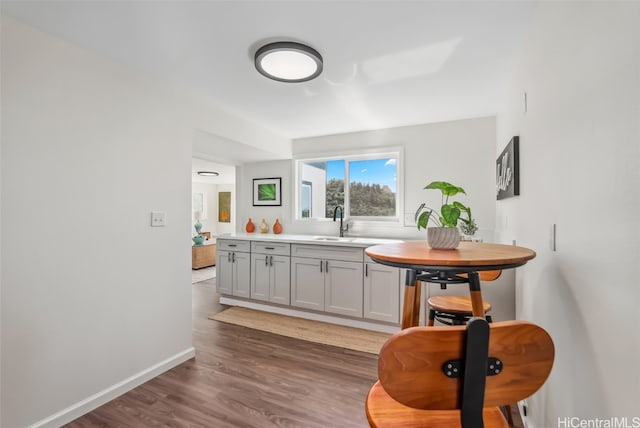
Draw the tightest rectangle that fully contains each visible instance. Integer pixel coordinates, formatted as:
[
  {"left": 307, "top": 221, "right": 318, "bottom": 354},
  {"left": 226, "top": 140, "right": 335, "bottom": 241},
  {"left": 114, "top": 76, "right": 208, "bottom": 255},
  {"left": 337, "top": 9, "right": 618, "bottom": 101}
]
[
  {"left": 458, "top": 204, "right": 479, "bottom": 238},
  {"left": 414, "top": 181, "right": 473, "bottom": 249}
]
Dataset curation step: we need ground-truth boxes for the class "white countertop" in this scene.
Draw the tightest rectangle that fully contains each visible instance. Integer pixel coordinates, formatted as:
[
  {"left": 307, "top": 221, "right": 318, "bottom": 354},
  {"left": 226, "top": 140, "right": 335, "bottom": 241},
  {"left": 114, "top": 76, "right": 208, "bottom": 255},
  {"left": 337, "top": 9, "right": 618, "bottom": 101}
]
[{"left": 215, "top": 233, "right": 404, "bottom": 248}]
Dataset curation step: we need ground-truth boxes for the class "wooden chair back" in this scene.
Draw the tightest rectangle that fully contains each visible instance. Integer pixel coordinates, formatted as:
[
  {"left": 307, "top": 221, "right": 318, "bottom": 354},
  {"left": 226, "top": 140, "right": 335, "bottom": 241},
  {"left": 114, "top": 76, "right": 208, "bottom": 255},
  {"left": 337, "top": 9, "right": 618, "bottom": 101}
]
[
  {"left": 377, "top": 320, "right": 554, "bottom": 410},
  {"left": 458, "top": 270, "right": 502, "bottom": 282}
]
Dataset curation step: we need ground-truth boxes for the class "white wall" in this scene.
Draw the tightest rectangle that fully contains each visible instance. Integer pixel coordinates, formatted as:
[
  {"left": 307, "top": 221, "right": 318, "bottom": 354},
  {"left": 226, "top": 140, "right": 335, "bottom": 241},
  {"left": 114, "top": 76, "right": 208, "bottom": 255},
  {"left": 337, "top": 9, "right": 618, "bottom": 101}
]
[
  {"left": 235, "top": 119, "right": 516, "bottom": 322},
  {"left": 236, "top": 160, "right": 292, "bottom": 235},
  {"left": 496, "top": 2, "right": 640, "bottom": 426},
  {"left": 0, "top": 17, "right": 289, "bottom": 427},
  {"left": 236, "top": 118, "right": 496, "bottom": 239},
  {"left": 192, "top": 182, "right": 219, "bottom": 235},
  {"left": 288, "top": 117, "right": 497, "bottom": 240},
  {"left": 216, "top": 183, "right": 236, "bottom": 236}
]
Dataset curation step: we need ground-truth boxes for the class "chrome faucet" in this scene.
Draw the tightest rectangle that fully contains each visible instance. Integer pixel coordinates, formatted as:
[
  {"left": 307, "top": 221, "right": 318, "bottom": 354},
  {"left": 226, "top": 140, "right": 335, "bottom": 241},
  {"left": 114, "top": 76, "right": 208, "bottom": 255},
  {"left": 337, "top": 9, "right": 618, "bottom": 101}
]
[{"left": 333, "top": 205, "right": 348, "bottom": 237}]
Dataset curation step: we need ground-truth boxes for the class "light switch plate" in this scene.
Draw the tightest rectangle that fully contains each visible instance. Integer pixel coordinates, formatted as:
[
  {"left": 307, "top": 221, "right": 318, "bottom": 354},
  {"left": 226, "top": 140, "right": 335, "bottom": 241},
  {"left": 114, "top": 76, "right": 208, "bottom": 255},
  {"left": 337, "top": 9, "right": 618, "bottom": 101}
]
[
  {"left": 151, "top": 211, "right": 166, "bottom": 227},
  {"left": 404, "top": 213, "right": 416, "bottom": 227}
]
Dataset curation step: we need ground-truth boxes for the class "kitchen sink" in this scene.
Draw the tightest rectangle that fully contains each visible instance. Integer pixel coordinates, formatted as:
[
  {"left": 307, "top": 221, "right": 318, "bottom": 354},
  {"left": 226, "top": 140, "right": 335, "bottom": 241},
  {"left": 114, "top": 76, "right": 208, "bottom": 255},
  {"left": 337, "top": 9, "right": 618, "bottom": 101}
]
[{"left": 312, "top": 236, "right": 355, "bottom": 242}]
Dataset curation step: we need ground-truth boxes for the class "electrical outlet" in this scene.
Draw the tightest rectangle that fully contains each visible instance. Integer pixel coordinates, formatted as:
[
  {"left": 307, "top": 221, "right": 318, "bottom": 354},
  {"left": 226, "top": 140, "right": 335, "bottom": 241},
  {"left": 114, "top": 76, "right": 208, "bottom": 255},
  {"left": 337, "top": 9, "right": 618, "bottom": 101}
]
[
  {"left": 404, "top": 213, "right": 416, "bottom": 227},
  {"left": 519, "top": 399, "right": 529, "bottom": 428},
  {"left": 151, "top": 211, "right": 166, "bottom": 227}
]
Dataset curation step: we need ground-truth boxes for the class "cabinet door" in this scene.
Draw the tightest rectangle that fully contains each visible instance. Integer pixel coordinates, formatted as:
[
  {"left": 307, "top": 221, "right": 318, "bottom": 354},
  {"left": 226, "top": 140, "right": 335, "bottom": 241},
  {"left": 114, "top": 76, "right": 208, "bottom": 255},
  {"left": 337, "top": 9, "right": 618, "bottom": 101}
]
[
  {"left": 324, "top": 260, "right": 364, "bottom": 317},
  {"left": 232, "top": 251, "right": 251, "bottom": 298},
  {"left": 250, "top": 253, "right": 270, "bottom": 302},
  {"left": 216, "top": 250, "right": 233, "bottom": 295},
  {"left": 290, "top": 257, "right": 324, "bottom": 310},
  {"left": 270, "top": 255, "right": 291, "bottom": 305},
  {"left": 364, "top": 263, "right": 400, "bottom": 323}
]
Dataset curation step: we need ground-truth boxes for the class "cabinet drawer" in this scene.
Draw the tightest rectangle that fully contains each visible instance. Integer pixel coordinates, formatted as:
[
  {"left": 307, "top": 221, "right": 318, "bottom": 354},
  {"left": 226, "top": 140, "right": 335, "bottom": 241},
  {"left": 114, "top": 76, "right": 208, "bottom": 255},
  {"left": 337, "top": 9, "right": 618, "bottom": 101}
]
[
  {"left": 251, "top": 241, "right": 291, "bottom": 256},
  {"left": 217, "top": 239, "right": 251, "bottom": 252},
  {"left": 291, "top": 244, "right": 363, "bottom": 262}
]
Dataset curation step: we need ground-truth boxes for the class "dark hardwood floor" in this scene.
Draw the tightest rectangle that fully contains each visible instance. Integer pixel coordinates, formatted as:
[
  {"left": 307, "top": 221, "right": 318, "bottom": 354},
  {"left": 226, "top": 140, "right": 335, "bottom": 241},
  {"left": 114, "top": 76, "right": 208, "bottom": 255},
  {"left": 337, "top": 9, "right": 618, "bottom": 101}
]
[
  {"left": 65, "top": 279, "right": 378, "bottom": 427},
  {"left": 65, "top": 278, "right": 524, "bottom": 427}
]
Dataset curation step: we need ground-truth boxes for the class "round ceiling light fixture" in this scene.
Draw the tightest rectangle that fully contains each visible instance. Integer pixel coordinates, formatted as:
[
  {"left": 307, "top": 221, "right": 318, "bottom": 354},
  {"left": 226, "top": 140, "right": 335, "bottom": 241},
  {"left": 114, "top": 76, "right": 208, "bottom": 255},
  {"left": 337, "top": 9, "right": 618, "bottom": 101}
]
[
  {"left": 255, "top": 41, "right": 323, "bottom": 83},
  {"left": 197, "top": 171, "right": 219, "bottom": 176}
]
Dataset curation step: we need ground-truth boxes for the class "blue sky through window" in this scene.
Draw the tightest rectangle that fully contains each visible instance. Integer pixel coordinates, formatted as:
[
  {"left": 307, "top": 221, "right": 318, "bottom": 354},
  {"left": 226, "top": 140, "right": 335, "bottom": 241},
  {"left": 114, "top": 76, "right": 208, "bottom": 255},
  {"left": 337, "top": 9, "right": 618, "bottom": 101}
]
[
  {"left": 326, "top": 160, "right": 345, "bottom": 180},
  {"left": 327, "top": 158, "right": 396, "bottom": 192}
]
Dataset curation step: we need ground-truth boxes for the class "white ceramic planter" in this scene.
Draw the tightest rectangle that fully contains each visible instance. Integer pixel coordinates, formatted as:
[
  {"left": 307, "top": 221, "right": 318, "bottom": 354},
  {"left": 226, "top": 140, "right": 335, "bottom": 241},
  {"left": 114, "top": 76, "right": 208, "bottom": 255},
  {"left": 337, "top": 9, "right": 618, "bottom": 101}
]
[{"left": 427, "top": 227, "right": 461, "bottom": 249}]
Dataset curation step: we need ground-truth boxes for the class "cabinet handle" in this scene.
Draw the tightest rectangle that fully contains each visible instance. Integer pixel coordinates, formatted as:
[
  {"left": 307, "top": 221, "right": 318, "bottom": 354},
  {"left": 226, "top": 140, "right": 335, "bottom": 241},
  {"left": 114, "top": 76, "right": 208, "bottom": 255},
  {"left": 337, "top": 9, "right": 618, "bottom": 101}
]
[
  {"left": 320, "top": 260, "right": 323, "bottom": 273},
  {"left": 265, "top": 247, "right": 275, "bottom": 250},
  {"left": 232, "top": 252, "right": 235, "bottom": 263},
  {"left": 228, "top": 244, "right": 237, "bottom": 247},
  {"left": 270, "top": 255, "right": 274, "bottom": 266},
  {"left": 265, "top": 256, "right": 268, "bottom": 267},
  {"left": 228, "top": 253, "right": 231, "bottom": 263},
  {"left": 325, "top": 261, "right": 329, "bottom": 272},
  {"left": 365, "top": 264, "right": 368, "bottom": 277}
]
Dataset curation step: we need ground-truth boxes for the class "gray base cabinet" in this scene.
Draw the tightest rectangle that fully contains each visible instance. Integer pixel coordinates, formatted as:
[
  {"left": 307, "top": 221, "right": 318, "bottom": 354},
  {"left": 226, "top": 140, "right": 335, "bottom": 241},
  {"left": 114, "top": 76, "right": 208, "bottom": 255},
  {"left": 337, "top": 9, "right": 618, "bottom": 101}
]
[
  {"left": 218, "top": 238, "right": 402, "bottom": 326},
  {"left": 290, "top": 244, "right": 364, "bottom": 317},
  {"left": 290, "top": 257, "right": 326, "bottom": 311},
  {"left": 216, "top": 240, "right": 251, "bottom": 298},
  {"left": 291, "top": 257, "right": 363, "bottom": 317},
  {"left": 364, "top": 262, "right": 400, "bottom": 323},
  {"left": 216, "top": 250, "right": 232, "bottom": 295},
  {"left": 250, "top": 241, "right": 291, "bottom": 305},
  {"left": 324, "top": 260, "right": 364, "bottom": 317}
]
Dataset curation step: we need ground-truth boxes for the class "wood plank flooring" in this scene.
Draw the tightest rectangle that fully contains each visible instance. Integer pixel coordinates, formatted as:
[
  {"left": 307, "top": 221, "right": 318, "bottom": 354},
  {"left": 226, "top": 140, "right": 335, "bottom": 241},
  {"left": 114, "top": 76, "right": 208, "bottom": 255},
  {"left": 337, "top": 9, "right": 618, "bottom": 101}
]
[{"left": 65, "top": 279, "right": 523, "bottom": 427}]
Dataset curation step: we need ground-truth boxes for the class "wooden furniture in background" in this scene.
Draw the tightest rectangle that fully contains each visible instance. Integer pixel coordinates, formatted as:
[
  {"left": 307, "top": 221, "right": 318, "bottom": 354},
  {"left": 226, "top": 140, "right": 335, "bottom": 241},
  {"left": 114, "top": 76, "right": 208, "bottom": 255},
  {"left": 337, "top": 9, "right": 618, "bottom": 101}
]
[
  {"left": 365, "top": 242, "right": 536, "bottom": 329},
  {"left": 192, "top": 242, "right": 216, "bottom": 269},
  {"left": 427, "top": 270, "right": 502, "bottom": 326},
  {"left": 366, "top": 319, "right": 555, "bottom": 427},
  {"left": 425, "top": 269, "right": 514, "bottom": 426}
]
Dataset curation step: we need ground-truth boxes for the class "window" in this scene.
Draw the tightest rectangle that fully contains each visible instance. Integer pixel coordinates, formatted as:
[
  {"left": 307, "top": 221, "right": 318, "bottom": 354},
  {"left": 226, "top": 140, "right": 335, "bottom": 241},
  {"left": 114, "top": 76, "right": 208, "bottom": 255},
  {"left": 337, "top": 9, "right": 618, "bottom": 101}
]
[
  {"left": 295, "top": 151, "right": 401, "bottom": 222},
  {"left": 301, "top": 181, "right": 313, "bottom": 218},
  {"left": 192, "top": 192, "right": 206, "bottom": 219}
]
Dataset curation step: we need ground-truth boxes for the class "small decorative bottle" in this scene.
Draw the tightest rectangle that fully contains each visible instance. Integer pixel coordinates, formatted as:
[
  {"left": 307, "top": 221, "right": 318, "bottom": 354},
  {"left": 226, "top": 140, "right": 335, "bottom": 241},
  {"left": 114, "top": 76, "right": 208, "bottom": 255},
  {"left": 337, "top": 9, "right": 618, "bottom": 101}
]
[
  {"left": 245, "top": 218, "right": 255, "bottom": 233},
  {"left": 273, "top": 218, "right": 283, "bottom": 234},
  {"left": 194, "top": 211, "right": 203, "bottom": 234},
  {"left": 259, "top": 218, "right": 269, "bottom": 233}
]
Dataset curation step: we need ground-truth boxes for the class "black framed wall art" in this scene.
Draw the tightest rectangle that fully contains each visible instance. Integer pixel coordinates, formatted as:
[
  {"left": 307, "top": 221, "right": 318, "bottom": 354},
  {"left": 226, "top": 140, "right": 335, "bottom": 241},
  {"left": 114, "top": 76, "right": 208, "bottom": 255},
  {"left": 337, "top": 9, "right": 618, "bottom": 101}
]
[
  {"left": 496, "top": 136, "right": 520, "bottom": 200},
  {"left": 253, "top": 177, "right": 282, "bottom": 206}
]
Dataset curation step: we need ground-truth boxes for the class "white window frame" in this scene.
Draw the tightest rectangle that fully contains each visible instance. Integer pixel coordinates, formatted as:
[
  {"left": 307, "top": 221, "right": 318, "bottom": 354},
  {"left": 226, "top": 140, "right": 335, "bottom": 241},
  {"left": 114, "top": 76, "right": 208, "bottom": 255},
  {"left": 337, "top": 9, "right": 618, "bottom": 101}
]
[
  {"left": 192, "top": 192, "right": 207, "bottom": 220},
  {"left": 293, "top": 147, "right": 403, "bottom": 225}
]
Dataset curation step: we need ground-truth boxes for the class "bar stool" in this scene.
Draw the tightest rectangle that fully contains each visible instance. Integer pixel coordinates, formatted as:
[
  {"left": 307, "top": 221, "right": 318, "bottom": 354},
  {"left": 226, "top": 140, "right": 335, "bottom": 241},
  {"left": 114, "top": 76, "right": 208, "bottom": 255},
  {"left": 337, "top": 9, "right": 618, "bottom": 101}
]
[
  {"left": 365, "top": 318, "right": 555, "bottom": 427},
  {"left": 425, "top": 270, "right": 515, "bottom": 425},
  {"left": 427, "top": 270, "right": 502, "bottom": 327}
]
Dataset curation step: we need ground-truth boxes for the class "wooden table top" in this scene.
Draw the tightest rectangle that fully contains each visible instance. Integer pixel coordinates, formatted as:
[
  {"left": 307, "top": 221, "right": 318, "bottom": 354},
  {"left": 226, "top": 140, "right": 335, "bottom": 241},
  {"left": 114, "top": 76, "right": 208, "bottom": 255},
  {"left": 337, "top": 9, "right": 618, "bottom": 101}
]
[{"left": 365, "top": 241, "right": 536, "bottom": 268}]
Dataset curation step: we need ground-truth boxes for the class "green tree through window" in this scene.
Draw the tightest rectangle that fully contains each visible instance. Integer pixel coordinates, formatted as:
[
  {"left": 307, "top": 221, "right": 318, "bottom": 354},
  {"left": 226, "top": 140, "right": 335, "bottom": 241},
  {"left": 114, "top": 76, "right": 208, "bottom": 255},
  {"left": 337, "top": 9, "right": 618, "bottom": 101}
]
[{"left": 298, "top": 153, "right": 399, "bottom": 221}]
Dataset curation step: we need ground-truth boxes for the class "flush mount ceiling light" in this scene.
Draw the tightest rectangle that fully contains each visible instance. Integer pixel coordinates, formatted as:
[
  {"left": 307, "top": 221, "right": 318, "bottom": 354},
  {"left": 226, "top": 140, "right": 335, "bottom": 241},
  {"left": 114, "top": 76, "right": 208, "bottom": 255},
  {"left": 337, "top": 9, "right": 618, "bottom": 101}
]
[
  {"left": 197, "top": 171, "right": 219, "bottom": 176},
  {"left": 255, "top": 41, "right": 323, "bottom": 83}
]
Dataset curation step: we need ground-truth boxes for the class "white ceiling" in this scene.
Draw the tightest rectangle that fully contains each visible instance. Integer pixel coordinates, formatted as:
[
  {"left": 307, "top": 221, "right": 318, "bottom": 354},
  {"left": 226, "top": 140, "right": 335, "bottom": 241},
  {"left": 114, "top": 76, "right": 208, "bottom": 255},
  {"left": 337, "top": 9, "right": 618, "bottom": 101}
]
[{"left": 1, "top": 0, "right": 535, "bottom": 140}]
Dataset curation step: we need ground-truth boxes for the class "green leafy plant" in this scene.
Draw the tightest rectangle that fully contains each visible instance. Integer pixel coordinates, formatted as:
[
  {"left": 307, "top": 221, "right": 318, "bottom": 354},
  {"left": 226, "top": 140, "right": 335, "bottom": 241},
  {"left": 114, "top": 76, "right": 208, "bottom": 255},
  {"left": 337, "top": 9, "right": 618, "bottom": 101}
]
[
  {"left": 415, "top": 181, "right": 473, "bottom": 230},
  {"left": 458, "top": 205, "right": 479, "bottom": 236},
  {"left": 258, "top": 183, "right": 276, "bottom": 201}
]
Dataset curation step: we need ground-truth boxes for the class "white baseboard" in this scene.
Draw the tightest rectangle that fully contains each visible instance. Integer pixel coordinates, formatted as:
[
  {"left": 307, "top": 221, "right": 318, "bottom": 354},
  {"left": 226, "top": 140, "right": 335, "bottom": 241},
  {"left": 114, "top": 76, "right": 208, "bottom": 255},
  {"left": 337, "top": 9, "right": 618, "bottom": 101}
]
[
  {"left": 28, "top": 347, "right": 196, "bottom": 428},
  {"left": 219, "top": 297, "right": 401, "bottom": 334}
]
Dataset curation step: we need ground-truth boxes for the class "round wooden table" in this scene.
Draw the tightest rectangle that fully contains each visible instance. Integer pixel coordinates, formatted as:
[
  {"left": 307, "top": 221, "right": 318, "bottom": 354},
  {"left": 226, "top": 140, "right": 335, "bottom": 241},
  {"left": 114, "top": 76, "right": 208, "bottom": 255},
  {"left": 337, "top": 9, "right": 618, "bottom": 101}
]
[{"left": 365, "top": 241, "right": 536, "bottom": 329}]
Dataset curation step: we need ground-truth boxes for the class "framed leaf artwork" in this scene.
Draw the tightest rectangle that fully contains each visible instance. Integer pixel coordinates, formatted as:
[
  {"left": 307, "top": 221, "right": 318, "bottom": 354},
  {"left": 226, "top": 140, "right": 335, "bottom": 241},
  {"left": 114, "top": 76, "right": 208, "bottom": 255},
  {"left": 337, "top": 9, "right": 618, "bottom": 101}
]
[{"left": 253, "top": 178, "right": 281, "bottom": 206}]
